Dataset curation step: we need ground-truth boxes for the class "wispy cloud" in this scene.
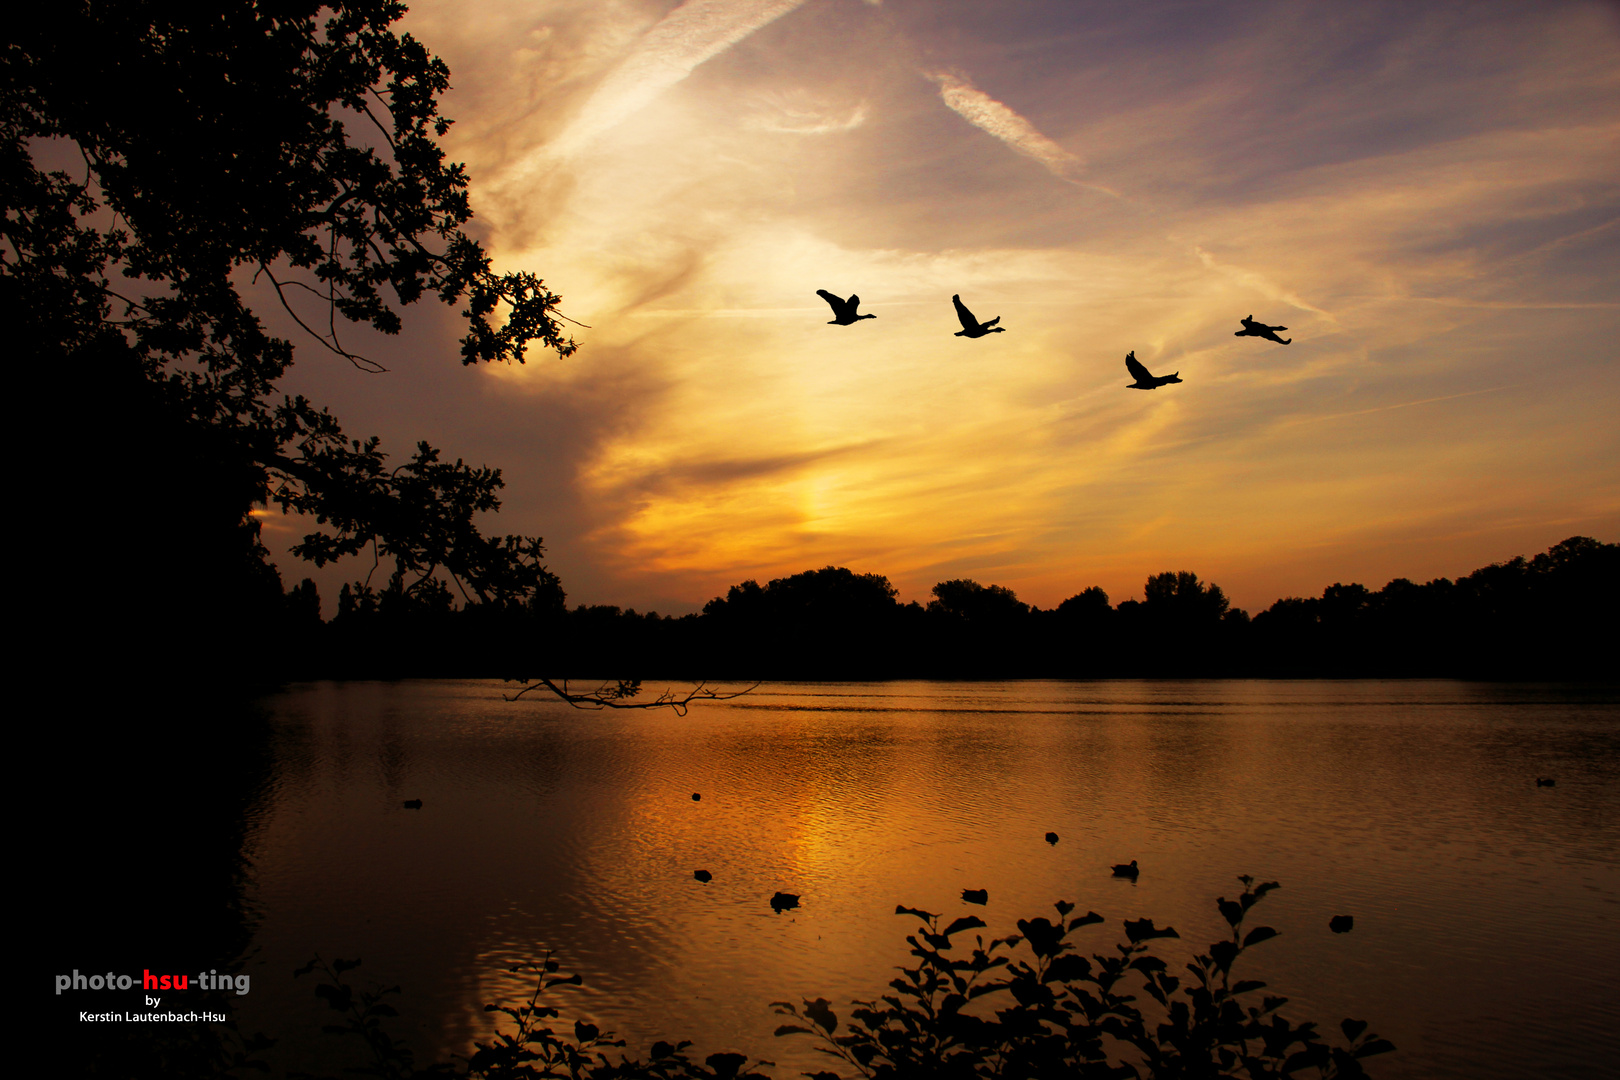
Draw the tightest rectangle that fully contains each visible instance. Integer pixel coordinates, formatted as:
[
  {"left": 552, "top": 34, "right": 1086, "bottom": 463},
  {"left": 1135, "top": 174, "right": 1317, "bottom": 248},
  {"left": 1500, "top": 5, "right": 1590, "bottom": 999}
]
[
  {"left": 1280, "top": 384, "right": 1519, "bottom": 427},
  {"left": 336, "top": 0, "right": 1620, "bottom": 616},
  {"left": 1193, "top": 246, "right": 1336, "bottom": 320},
  {"left": 747, "top": 98, "right": 871, "bottom": 135},
  {"left": 547, "top": 0, "right": 811, "bottom": 159},
  {"left": 925, "top": 70, "right": 1115, "bottom": 194}
]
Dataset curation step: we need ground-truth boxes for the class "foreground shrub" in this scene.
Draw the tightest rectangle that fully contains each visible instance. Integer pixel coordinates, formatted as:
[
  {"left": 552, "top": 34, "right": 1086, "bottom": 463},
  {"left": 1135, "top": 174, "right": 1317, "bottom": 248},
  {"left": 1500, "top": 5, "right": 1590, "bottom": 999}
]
[
  {"left": 291, "top": 878, "right": 1389, "bottom": 1079},
  {"left": 774, "top": 877, "right": 1391, "bottom": 1079}
]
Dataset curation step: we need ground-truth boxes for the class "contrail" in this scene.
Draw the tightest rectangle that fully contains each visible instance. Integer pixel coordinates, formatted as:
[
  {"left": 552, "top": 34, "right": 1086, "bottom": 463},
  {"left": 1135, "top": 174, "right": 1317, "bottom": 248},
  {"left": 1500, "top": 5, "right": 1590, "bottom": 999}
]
[
  {"left": 549, "top": 0, "right": 810, "bottom": 159},
  {"left": 1194, "top": 246, "right": 1336, "bottom": 321},
  {"left": 925, "top": 70, "right": 1116, "bottom": 195},
  {"left": 1286, "top": 383, "right": 1519, "bottom": 427}
]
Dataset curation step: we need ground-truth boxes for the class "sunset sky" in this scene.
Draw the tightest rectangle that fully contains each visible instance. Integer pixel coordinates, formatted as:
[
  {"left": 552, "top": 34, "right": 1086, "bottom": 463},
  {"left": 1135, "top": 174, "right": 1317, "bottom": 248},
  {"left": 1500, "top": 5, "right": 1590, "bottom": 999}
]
[{"left": 268, "top": 0, "right": 1619, "bottom": 615}]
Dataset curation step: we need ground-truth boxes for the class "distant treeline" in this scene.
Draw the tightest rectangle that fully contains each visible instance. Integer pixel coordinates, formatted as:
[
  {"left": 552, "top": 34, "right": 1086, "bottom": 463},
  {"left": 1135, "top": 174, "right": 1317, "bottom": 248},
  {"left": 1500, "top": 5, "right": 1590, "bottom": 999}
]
[{"left": 279, "top": 536, "right": 1616, "bottom": 681}]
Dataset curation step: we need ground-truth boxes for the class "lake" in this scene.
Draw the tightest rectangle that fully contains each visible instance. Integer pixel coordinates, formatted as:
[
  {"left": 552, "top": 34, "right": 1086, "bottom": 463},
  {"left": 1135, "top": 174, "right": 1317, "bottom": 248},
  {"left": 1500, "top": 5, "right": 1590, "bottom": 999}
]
[{"left": 235, "top": 679, "right": 1620, "bottom": 1078}]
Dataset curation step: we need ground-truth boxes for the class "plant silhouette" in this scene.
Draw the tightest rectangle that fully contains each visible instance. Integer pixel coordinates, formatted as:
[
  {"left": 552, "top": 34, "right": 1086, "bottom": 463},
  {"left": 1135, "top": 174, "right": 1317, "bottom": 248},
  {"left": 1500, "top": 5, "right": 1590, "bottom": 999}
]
[
  {"left": 505, "top": 536, "right": 1614, "bottom": 682},
  {"left": 291, "top": 954, "right": 775, "bottom": 1079},
  {"left": 283, "top": 878, "right": 1392, "bottom": 1080},
  {"left": 774, "top": 876, "right": 1394, "bottom": 1079},
  {"left": 11, "top": 1, "right": 582, "bottom": 697}
]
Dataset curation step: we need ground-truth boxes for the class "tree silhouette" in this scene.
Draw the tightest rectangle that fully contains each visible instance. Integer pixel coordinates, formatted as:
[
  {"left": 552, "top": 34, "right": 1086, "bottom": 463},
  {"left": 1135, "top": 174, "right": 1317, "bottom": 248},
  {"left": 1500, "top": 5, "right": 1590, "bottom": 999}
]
[
  {"left": 1143, "top": 570, "right": 1231, "bottom": 623},
  {"left": 7, "top": 1, "right": 576, "bottom": 684},
  {"left": 293, "top": 539, "right": 1611, "bottom": 681},
  {"left": 929, "top": 578, "right": 1030, "bottom": 623},
  {"left": 1056, "top": 584, "right": 1111, "bottom": 621},
  {"left": 701, "top": 566, "right": 908, "bottom": 678},
  {"left": 8, "top": 8, "right": 595, "bottom": 1063}
]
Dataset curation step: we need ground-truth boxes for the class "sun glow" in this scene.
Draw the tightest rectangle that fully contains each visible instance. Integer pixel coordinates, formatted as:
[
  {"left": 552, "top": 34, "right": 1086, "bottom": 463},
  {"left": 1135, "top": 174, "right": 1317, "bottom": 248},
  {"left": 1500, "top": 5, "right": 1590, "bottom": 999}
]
[{"left": 356, "top": 0, "right": 1620, "bottom": 611}]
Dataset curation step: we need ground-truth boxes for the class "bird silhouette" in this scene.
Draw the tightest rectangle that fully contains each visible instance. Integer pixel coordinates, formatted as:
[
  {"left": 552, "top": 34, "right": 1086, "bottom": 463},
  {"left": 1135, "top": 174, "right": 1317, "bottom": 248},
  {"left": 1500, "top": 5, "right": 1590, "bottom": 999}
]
[
  {"left": 770, "top": 891, "right": 800, "bottom": 913},
  {"left": 1234, "top": 315, "right": 1291, "bottom": 344},
  {"left": 816, "top": 290, "right": 876, "bottom": 325},
  {"left": 1535, "top": 778, "right": 1556, "bottom": 787},
  {"left": 402, "top": 799, "right": 423, "bottom": 810},
  {"left": 1111, "top": 859, "right": 1140, "bottom": 880},
  {"left": 692, "top": 792, "right": 702, "bottom": 801},
  {"left": 1045, "top": 831, "right": 1060, "bottom": 846},
  {"left": 1329, "top": 914, "right": 1354, "bottom": 933},
  {"left": 693, "top": 870, "right": 712, "bottom": 884},
  {"left": 952, "top": 294, "right": 1005, "bottom": 338},
  {"left": 1125, "top": 351, "right": 1181, "bottom": 389},
  {"left": 961, "top": 888, "right": 988, "bottom": 905}
]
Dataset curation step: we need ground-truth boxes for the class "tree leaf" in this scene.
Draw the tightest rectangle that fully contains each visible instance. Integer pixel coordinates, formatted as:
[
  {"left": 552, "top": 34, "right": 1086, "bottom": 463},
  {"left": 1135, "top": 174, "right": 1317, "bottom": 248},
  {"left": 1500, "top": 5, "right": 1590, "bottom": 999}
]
[
  {"left": 1123, "top": 918, "right": 1179, "bottom": 943},
  {"left": 805, "top": 997, "right": 838, "bottom": 1034},
  {"left": 1354, "top": 1038, "right": 1396, "bottom": 1058},
  {"left": 943, "top": 916, "right": 988, "bottom": 938}
]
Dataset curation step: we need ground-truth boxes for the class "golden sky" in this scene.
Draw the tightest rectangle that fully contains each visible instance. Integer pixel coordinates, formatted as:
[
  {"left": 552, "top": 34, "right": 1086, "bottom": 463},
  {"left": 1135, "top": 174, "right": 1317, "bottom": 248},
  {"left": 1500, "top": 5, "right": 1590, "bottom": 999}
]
[{"left": 271, "top": 0, "right": 1620, "bottom": 614}]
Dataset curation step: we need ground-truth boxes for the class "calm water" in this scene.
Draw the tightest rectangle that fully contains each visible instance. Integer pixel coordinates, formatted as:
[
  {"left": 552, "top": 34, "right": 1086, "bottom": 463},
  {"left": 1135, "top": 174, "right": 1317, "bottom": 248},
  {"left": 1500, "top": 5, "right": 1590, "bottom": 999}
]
[{"left": 236, "top": 680, "right": 1620, "bottom": 1078}]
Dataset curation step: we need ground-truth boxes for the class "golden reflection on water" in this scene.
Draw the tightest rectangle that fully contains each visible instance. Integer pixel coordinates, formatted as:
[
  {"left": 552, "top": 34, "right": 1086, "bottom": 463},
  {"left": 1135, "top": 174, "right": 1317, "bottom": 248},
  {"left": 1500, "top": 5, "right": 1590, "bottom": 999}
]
[{"left": 240, "top": 680, "right": 1620, "bottom": 1079}]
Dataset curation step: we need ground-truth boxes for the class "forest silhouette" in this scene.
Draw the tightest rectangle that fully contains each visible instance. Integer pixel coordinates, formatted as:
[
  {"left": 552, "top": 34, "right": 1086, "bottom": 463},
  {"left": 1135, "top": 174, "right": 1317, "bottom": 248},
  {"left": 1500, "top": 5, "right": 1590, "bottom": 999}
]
[{"left": 291, "top": 535, "right": 1617, "bottom": 683}]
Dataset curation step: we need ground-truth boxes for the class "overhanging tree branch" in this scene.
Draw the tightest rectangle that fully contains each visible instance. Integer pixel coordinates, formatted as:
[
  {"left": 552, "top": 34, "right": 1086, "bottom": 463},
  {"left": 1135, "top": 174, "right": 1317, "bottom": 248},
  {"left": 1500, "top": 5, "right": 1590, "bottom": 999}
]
[{"left": 505, "top": 679, "right": 761, "bottom": 717}]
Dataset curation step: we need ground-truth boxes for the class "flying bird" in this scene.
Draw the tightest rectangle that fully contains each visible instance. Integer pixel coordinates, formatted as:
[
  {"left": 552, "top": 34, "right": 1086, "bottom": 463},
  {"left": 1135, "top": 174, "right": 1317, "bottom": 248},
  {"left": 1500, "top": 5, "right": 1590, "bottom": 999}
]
[
  {"left": 770, "top": 891, "right": 800, "bottom": 913},
  {"left": 1535, "top": 778, "right": 1555, "bottom": 787},
  {"left": 816, "top": 290, "right": 876, "bottom": 325},
  {"left": 1111, "top": 859, "right": 1140, "bottom": 880},
  {"left": 961, "top": 888, "right": 988, "bottom": 905},
  {"left": 694, "top": 870, "right": 712, "bottom": 884},
  {"left": 1125, "top": 351, "right": 1181, "bottom": 390},
  {"left": 952, "top": 294, "right": 1005, "bottom": 338},
  {"left": 1234, "top": 315, "right": 1291, "bottom": 344},
  {"left": 402, "top": 799, "right": 423, "bottom": 810},
  {"left": 1329, "top": 914, "right": 1354, "bottom": 933},
  {"left": 1045, "top": 832, "right": 1060, "bottom": 846},
  {"left": 692, "top": 792, "right": 702, "bottom": 801}
]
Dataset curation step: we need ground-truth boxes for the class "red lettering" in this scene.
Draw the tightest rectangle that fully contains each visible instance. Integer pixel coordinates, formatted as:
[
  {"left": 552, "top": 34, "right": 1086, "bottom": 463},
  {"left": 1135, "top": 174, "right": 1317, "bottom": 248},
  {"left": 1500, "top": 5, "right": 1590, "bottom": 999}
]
[
  {"left": 159, "top": 975, "right": 171, "bottom": 990},
  {"left": 143, "top": 969, "right": 158, "bottom": 990},
  {"left": 176, "top": 975, "right": 188, "bottom": 989}
]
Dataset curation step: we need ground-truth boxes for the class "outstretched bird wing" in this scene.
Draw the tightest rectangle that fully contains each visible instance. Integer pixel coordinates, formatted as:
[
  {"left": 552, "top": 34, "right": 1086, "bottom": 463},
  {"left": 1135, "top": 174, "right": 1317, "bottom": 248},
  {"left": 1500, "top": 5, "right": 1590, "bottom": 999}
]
[
  {"left": 816, "top": 289, "right": 847, "bottom": 317},
  {"left": 1126, "top": 352, "right": 1154, "bottom": 383},
  {"left": 953, "top": 294, "right": 979, "bottom": 332}
]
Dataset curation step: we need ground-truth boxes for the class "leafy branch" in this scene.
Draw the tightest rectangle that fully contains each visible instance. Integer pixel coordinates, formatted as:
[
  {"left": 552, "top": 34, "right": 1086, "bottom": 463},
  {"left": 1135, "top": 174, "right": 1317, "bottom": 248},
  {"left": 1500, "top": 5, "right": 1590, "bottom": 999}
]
[{"left": 773, "top": 878, "right": 1395, "bottom": 1079}]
